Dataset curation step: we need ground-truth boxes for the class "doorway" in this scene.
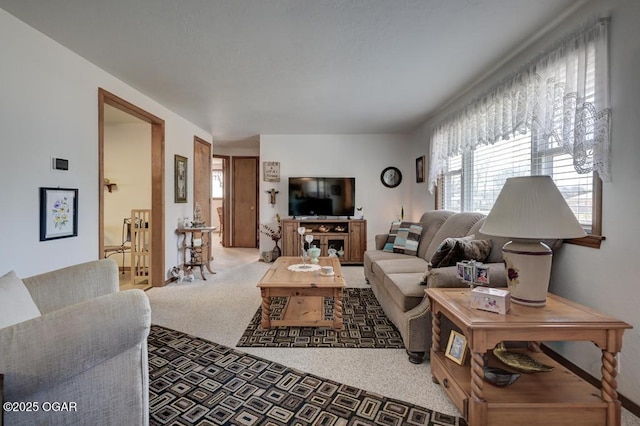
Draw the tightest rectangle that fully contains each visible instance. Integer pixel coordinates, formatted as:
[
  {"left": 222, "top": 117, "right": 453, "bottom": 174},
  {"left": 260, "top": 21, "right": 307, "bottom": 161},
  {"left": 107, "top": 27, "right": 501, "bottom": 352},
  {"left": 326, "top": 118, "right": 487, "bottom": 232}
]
[
  {"left": 232, "top": 156, "right": 259, "bottom": 247},
  {"left": 212, "top": 155, "right": 230, "bottom": 247},
  {"left": 98, "top": 88, "right": 166, "bottom": 287}
]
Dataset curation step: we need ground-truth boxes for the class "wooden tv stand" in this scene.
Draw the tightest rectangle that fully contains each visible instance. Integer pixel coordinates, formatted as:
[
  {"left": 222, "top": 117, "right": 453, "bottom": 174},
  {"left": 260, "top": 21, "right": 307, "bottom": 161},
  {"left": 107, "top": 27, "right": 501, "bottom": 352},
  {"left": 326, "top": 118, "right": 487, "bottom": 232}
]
[
  {"left": 426, "top": 288, "right": 632, "bottom": 426},
  {"left": 281, "top": 218, "right": 366, "bottom": 265}
]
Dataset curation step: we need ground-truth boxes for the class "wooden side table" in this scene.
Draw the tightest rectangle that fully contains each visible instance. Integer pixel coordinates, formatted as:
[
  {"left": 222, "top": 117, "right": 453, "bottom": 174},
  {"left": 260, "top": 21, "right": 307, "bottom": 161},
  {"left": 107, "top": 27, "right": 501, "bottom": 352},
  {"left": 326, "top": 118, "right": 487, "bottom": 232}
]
[
  {"left": 176, "top": 227, "right": 217, "bottom": 280},
  {"left": 426, "top": 288, "right": 632, "bottom": 426}
]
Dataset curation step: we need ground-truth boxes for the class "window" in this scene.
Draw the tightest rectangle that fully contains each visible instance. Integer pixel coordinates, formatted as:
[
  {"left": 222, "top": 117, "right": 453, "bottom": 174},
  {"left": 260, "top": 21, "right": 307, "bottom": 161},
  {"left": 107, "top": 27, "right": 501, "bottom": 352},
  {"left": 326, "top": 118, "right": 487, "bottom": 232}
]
[
  {"left": 431, "top": 19, "right": 608, "bottom": 248},
  {"left": 438, "top": 130, "right": 601, "bottom": 240}
]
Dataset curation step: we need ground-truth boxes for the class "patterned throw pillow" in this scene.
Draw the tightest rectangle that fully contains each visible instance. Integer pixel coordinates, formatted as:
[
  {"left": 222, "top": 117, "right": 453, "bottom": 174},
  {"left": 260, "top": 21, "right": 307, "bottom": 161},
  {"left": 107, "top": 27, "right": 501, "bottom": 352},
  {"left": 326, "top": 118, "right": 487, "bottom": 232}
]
[
  {"left": 382, "top": 221, "right": 401, "bottom": 252},
  {"left": 430, "top": 237, "right": 492, "bottom": 268},
  {"left": 392, "top": 222, "right": 424, "bottom": 256}
]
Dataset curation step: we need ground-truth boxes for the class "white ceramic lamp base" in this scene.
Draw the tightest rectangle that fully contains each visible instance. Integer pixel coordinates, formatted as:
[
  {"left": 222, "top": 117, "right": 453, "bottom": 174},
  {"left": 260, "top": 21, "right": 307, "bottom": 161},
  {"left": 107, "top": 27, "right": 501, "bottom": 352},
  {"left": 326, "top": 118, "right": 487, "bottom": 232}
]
[{"left": 502, "top": 241, "right": 552, "bottom": 307}]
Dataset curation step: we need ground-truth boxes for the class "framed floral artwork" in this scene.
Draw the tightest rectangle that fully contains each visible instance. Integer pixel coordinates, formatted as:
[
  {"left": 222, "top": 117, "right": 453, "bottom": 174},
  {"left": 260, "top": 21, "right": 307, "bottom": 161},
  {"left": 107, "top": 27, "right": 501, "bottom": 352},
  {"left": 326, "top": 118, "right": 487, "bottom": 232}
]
[{"left": 39, "top": 187, "right": 78, "bottom": 241}]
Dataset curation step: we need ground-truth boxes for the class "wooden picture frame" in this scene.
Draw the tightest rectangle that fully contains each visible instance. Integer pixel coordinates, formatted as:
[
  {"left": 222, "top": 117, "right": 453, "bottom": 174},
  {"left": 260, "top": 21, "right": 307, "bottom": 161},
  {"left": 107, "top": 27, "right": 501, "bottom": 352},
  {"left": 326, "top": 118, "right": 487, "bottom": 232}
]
[
  {"left": 39, "top": 187, "right": 78, "bottom": 241},
  {"left": 174, "top": 155, "right": 188, "bottom": 203},
  {"left": 445, "top": 330, "right": 468, "bottom": 365},
  {"left": 416, "top": 155, "right": 425, "bottom": 183}
]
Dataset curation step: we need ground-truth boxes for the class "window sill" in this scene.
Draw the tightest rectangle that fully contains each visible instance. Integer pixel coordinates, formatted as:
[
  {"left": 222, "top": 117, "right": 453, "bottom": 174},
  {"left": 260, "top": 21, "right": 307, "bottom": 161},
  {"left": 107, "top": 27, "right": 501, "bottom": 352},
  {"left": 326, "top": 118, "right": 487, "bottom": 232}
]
[{"left": 565, "top": 234, "right": 605, "bottom": 249}]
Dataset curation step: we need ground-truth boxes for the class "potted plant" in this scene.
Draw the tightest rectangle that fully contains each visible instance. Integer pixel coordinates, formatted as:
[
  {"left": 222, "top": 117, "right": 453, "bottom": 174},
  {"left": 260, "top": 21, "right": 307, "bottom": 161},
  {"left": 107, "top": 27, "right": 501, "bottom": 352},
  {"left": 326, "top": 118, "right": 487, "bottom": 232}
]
[{"left": 260, "top": 214, "right": 282, "bottom": 261}]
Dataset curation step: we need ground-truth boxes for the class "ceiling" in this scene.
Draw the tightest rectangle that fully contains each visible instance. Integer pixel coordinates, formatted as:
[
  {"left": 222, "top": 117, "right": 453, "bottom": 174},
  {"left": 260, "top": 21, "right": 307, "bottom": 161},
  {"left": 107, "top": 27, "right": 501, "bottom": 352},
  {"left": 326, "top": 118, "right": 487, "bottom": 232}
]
[{"left": 1, "top": 0, "right": 583, "bottom": 142}]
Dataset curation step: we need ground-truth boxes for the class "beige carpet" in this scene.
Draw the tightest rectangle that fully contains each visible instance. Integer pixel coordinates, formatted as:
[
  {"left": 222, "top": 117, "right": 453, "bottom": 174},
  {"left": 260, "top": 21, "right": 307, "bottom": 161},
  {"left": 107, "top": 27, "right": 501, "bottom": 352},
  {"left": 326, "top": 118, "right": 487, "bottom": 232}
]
[{"left": 146, "top": 242, "right": 640, "bottom": 425}]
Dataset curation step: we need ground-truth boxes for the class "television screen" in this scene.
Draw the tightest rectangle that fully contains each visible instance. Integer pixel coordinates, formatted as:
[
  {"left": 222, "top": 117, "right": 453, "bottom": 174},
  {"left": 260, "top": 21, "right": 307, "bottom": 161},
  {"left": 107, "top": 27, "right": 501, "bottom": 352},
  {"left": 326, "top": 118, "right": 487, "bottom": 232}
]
[{"left": 288, "top": 177, "right": 355, "bottom": 217}]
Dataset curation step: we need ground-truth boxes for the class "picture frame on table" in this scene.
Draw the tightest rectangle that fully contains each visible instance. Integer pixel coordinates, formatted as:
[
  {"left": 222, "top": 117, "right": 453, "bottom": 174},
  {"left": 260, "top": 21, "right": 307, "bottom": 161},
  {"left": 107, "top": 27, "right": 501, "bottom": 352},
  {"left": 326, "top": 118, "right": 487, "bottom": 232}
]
[
  {"left": 39, "top": 187, "right": 78, "bottom": 241},
  {"left": 175, "top": 155, "right": 188, "bottom": 203},
  {"left": 445, "top": 330, "right": 468, "bottom": 365},
  {"left": 416, "top": 155, "right": 425, "bottom": 183}
]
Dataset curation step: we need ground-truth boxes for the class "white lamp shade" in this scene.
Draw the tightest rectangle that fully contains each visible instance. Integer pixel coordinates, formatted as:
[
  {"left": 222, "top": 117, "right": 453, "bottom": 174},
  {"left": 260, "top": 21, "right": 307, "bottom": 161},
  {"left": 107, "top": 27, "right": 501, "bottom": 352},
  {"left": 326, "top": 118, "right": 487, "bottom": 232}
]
[{"left": 480, "top": 176, "right": 586, "bottom": 239}]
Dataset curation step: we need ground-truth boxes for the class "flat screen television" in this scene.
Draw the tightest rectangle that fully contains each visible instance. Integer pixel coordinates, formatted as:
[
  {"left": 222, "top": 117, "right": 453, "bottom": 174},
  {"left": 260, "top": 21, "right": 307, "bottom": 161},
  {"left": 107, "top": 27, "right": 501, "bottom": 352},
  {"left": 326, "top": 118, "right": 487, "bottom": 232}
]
[{"left": 288, "top": 177, "right": 355, "bottom": 217}]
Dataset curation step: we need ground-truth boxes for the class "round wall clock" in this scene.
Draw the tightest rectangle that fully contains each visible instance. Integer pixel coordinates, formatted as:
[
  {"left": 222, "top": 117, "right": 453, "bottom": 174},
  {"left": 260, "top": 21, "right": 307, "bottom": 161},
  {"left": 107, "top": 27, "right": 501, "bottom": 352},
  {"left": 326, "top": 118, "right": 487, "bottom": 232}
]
[{"left": 380, "top": 167, "right": 402, "bottom": 188}]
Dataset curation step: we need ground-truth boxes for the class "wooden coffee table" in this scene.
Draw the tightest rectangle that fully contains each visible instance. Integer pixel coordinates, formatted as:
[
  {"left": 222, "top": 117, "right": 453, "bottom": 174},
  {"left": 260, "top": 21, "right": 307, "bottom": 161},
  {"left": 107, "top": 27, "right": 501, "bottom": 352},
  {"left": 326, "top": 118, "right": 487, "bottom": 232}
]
[
  {"left": 426, "top": 288, "right": 632, "bottom": 426},
  {"left": 257, "top": 256, "right": 345, "bottom": 329}
]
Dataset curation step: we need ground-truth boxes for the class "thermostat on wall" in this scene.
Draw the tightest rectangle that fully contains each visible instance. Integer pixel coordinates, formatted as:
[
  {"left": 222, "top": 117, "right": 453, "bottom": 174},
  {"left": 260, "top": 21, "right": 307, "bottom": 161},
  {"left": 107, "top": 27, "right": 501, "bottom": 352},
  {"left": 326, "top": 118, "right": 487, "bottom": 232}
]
[{"left": 52, "top": 157, "right": 69, "bottom": 171}]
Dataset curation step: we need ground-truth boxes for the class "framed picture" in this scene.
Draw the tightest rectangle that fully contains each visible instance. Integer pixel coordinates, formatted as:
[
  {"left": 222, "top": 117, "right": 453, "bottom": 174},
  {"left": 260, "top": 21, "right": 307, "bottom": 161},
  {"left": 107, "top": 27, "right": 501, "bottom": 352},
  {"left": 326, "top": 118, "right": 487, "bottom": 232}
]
[
  {"left": 416, "top": 155, "right": 425, "bottom": 183},
  {"left": 174, "top": 155, "right": 188, "bottom": 203},
  {"left": 39, "top": 187, "right": 78, "bottom": 241},
  {"left": 445, "top": 330, "right": 468, "bottom": 365},
  {"left": 263, "top": 161, "right": 280, "bottom": 182}
]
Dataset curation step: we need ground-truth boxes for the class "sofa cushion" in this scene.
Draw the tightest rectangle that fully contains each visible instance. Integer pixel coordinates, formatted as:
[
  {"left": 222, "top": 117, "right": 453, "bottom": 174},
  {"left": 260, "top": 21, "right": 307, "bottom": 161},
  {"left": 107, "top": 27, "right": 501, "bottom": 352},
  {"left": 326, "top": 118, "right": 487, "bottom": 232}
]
[
  {"left": 383, "top": 273, "right": 426, "bottom": 311},
  {"left": 0, "top": 270, "right": 42, "bottom": 328},
  {"left": 424, "top": 212, "right": 486, "bottom": 260},
  {"left": 382, "top": 221, "right": 401, "bottom": 252},
  {"left": 363, "top": 250, "right": 408, "bottom": 274},
  {"left": 392, "top": 222, "right": 423, "bottom": 255},
  {"left": 431, "top": 237, "right": 492, "bottom": 268},
  {"left": 372, "top": 257, "right": 430, "bottom": 277},
  {"left": 416, "top": 211, "right": 455, "bottom": 260}
]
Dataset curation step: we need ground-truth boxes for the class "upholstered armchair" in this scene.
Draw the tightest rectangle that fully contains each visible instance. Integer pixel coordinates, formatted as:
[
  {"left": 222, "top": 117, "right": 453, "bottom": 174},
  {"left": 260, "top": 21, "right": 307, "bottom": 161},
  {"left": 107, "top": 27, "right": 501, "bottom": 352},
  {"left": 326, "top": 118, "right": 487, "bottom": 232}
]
[{"left": 0, "top": 259, "right": 151, "bottom": 426}]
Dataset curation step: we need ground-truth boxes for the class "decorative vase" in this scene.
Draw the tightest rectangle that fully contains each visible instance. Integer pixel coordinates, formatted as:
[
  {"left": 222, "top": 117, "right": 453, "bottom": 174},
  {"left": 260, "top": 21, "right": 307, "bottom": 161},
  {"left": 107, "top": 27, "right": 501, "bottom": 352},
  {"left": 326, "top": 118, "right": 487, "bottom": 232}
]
[
  {"left": 308, "top": 246, "right": 321, "bottom": 264},
  {"left": 272, "top": 241, "right": 281, "bottom": 260}
]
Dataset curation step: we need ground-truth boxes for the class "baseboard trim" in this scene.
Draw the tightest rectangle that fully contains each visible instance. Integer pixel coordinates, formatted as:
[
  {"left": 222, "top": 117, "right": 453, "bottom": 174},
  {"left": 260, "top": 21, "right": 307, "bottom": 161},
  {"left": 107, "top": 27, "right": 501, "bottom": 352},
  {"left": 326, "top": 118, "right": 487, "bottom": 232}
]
[{"left": 541, "top": 344, "right": 640, "bottom": 418}]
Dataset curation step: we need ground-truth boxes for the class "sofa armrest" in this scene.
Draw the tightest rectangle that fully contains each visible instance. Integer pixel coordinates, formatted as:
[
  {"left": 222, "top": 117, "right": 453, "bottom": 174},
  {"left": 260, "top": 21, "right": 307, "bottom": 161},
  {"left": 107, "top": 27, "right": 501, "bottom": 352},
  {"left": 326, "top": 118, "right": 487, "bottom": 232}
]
[
  {"left": 0, "top": 289, "right": 151, "bottom": 400},
  {"left": 374, "top": 234, "right": 388, "bottom": 250},
  {"left": 22, "top": 259, "right": 119, "bottom": 314},
  {"left": 427, "top": 263, "right": 507, "bottom": 289}
]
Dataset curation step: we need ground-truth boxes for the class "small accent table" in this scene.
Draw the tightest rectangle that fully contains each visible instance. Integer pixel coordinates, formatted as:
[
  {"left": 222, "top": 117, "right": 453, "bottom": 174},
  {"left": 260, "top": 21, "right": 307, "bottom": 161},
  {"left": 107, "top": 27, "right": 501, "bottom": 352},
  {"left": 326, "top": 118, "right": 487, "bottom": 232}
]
[
  {"left": 257, "top": 256, "right": 345, "bottom": 329},
  {"left": 426, "top": 288, "right": 632, "bottom": 426},
  {"left": 176, "top": 226, "right": 217, "bottom": 280}
]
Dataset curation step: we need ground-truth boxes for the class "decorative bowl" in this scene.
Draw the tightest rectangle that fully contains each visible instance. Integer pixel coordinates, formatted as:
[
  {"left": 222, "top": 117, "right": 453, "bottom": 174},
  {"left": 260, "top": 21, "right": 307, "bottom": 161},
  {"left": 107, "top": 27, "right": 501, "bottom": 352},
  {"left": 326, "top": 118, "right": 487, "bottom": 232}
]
[
  {"left": 483, "top": 366, "right": 520, "bottom": 387},
  {"left": 308, "top": 247, "right": 321, "bottom": 263}
]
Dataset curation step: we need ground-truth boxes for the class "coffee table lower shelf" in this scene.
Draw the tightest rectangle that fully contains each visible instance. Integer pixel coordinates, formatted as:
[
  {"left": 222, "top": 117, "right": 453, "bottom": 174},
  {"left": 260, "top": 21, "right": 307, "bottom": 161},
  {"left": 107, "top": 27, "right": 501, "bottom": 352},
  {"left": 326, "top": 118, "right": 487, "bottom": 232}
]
[
  {"left": 270, "top": 296, "right": 335, "bottom": 328},
  {"left": 431, "top": 349, "right": 609, "bottom": 426}
]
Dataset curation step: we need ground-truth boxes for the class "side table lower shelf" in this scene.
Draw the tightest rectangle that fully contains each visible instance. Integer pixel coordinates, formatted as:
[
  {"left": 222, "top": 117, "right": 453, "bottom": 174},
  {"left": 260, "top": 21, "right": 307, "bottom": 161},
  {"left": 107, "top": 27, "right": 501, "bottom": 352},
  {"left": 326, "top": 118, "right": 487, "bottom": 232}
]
[{"left": 431, "top": 349, "right": 608, "bottom": 426}]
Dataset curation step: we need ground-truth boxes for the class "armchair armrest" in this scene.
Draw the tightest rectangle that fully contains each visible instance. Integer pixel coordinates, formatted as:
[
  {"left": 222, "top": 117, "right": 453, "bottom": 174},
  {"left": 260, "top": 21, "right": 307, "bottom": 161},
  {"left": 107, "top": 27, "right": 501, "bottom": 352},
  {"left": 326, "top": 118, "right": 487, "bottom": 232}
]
[
  {"left": 23, "top": 259, "right": 119, "bottom": 314},
  {"left": 0, "top": 289, "right": 151, "bottom": 400}
]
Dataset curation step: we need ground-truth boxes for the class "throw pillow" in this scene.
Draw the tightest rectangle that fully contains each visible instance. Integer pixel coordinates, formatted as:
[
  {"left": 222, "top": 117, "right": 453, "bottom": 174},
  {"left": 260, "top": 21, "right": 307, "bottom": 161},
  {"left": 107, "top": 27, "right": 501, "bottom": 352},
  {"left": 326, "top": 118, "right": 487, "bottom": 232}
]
[
  {"left": 392, "top": 222, "right": 424, "bottom": 256},
  {"left": 382, "top": 221, "right": 401, "bottom": 252},
  {"left": 0, "top": 270, "right": 42, "bottom": 328},
  {"left": 430, "top": 237, "right": 492, "bottom": 268}
]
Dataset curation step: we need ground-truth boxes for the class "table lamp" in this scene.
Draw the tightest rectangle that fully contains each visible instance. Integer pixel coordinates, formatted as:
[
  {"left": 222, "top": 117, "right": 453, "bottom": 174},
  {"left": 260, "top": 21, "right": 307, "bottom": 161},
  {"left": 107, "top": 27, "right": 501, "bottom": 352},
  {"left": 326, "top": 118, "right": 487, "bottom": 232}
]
[{"left": 480, "top": 176, "right": 586, "bottom": 307}]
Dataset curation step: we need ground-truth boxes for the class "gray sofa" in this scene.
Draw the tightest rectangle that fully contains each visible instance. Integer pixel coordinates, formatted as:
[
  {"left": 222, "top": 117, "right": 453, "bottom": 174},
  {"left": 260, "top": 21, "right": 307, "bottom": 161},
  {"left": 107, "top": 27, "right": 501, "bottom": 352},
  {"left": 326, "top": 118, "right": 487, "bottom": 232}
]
[
  {"left": 364, "top": 211, "right": 509, "bottom": 363},
  {"left": 0, "top": 259, "right": 151, "bottom": 426}
]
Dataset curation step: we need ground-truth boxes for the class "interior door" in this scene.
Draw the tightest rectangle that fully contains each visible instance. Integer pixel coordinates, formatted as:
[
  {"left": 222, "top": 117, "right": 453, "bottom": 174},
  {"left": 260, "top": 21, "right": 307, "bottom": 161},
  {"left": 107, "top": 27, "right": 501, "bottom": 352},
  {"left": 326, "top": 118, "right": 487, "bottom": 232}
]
[
  {"left": 232, "top": 156, "right": 258, "bottom": 247},
  {"left": 194, "top": 136, "right": 212, "bottom": 228}
]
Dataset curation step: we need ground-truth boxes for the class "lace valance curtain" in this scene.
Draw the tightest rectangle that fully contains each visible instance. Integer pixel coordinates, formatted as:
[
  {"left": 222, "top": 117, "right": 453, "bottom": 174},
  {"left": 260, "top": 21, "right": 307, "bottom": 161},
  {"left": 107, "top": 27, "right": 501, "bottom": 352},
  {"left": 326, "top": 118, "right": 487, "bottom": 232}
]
[{"left": 428, "top": 18, "right": 610, "bottom": 193}]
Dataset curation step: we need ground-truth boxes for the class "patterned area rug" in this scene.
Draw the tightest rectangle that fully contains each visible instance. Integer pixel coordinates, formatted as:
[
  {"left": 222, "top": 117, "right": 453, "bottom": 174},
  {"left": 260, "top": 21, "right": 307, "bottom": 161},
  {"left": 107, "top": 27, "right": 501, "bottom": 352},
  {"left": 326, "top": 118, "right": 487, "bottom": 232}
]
[
  {"left": 237, "top": 288, "right": 404, "bottom": 348},
  {"left": 148, "top": 325, "right": 467, "bottom": 426}
]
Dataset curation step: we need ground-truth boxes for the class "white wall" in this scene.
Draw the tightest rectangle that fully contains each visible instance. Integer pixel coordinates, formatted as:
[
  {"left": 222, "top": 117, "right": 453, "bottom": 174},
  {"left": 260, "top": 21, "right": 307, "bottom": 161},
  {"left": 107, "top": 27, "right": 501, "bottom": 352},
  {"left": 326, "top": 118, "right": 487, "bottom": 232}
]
[
  {"left": 418, "top": 0, "right": 640, "bottom": 405},
  {"left": 104, "top": 122, "right": 152, "bottom": 269},
  {"left": 0, "top": 9, "right": 211, "bottom": 279},
  {"left": 259, "top": 134, "right": 412, "bottom": 253}
]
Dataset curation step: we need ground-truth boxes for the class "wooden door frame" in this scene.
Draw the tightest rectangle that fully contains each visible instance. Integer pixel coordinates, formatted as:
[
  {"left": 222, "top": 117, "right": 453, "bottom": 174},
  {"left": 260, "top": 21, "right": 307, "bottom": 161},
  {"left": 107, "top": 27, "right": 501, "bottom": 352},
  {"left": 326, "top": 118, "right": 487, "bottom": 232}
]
[
  {"left": 98, "top": 88, "right": 166, "bottom": 287},
  {"left": 231, "top": 156, "right": 259, "bottom": 248},
  {"left": 213, "top": 154, "right": 231, "bottom": 247}
]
